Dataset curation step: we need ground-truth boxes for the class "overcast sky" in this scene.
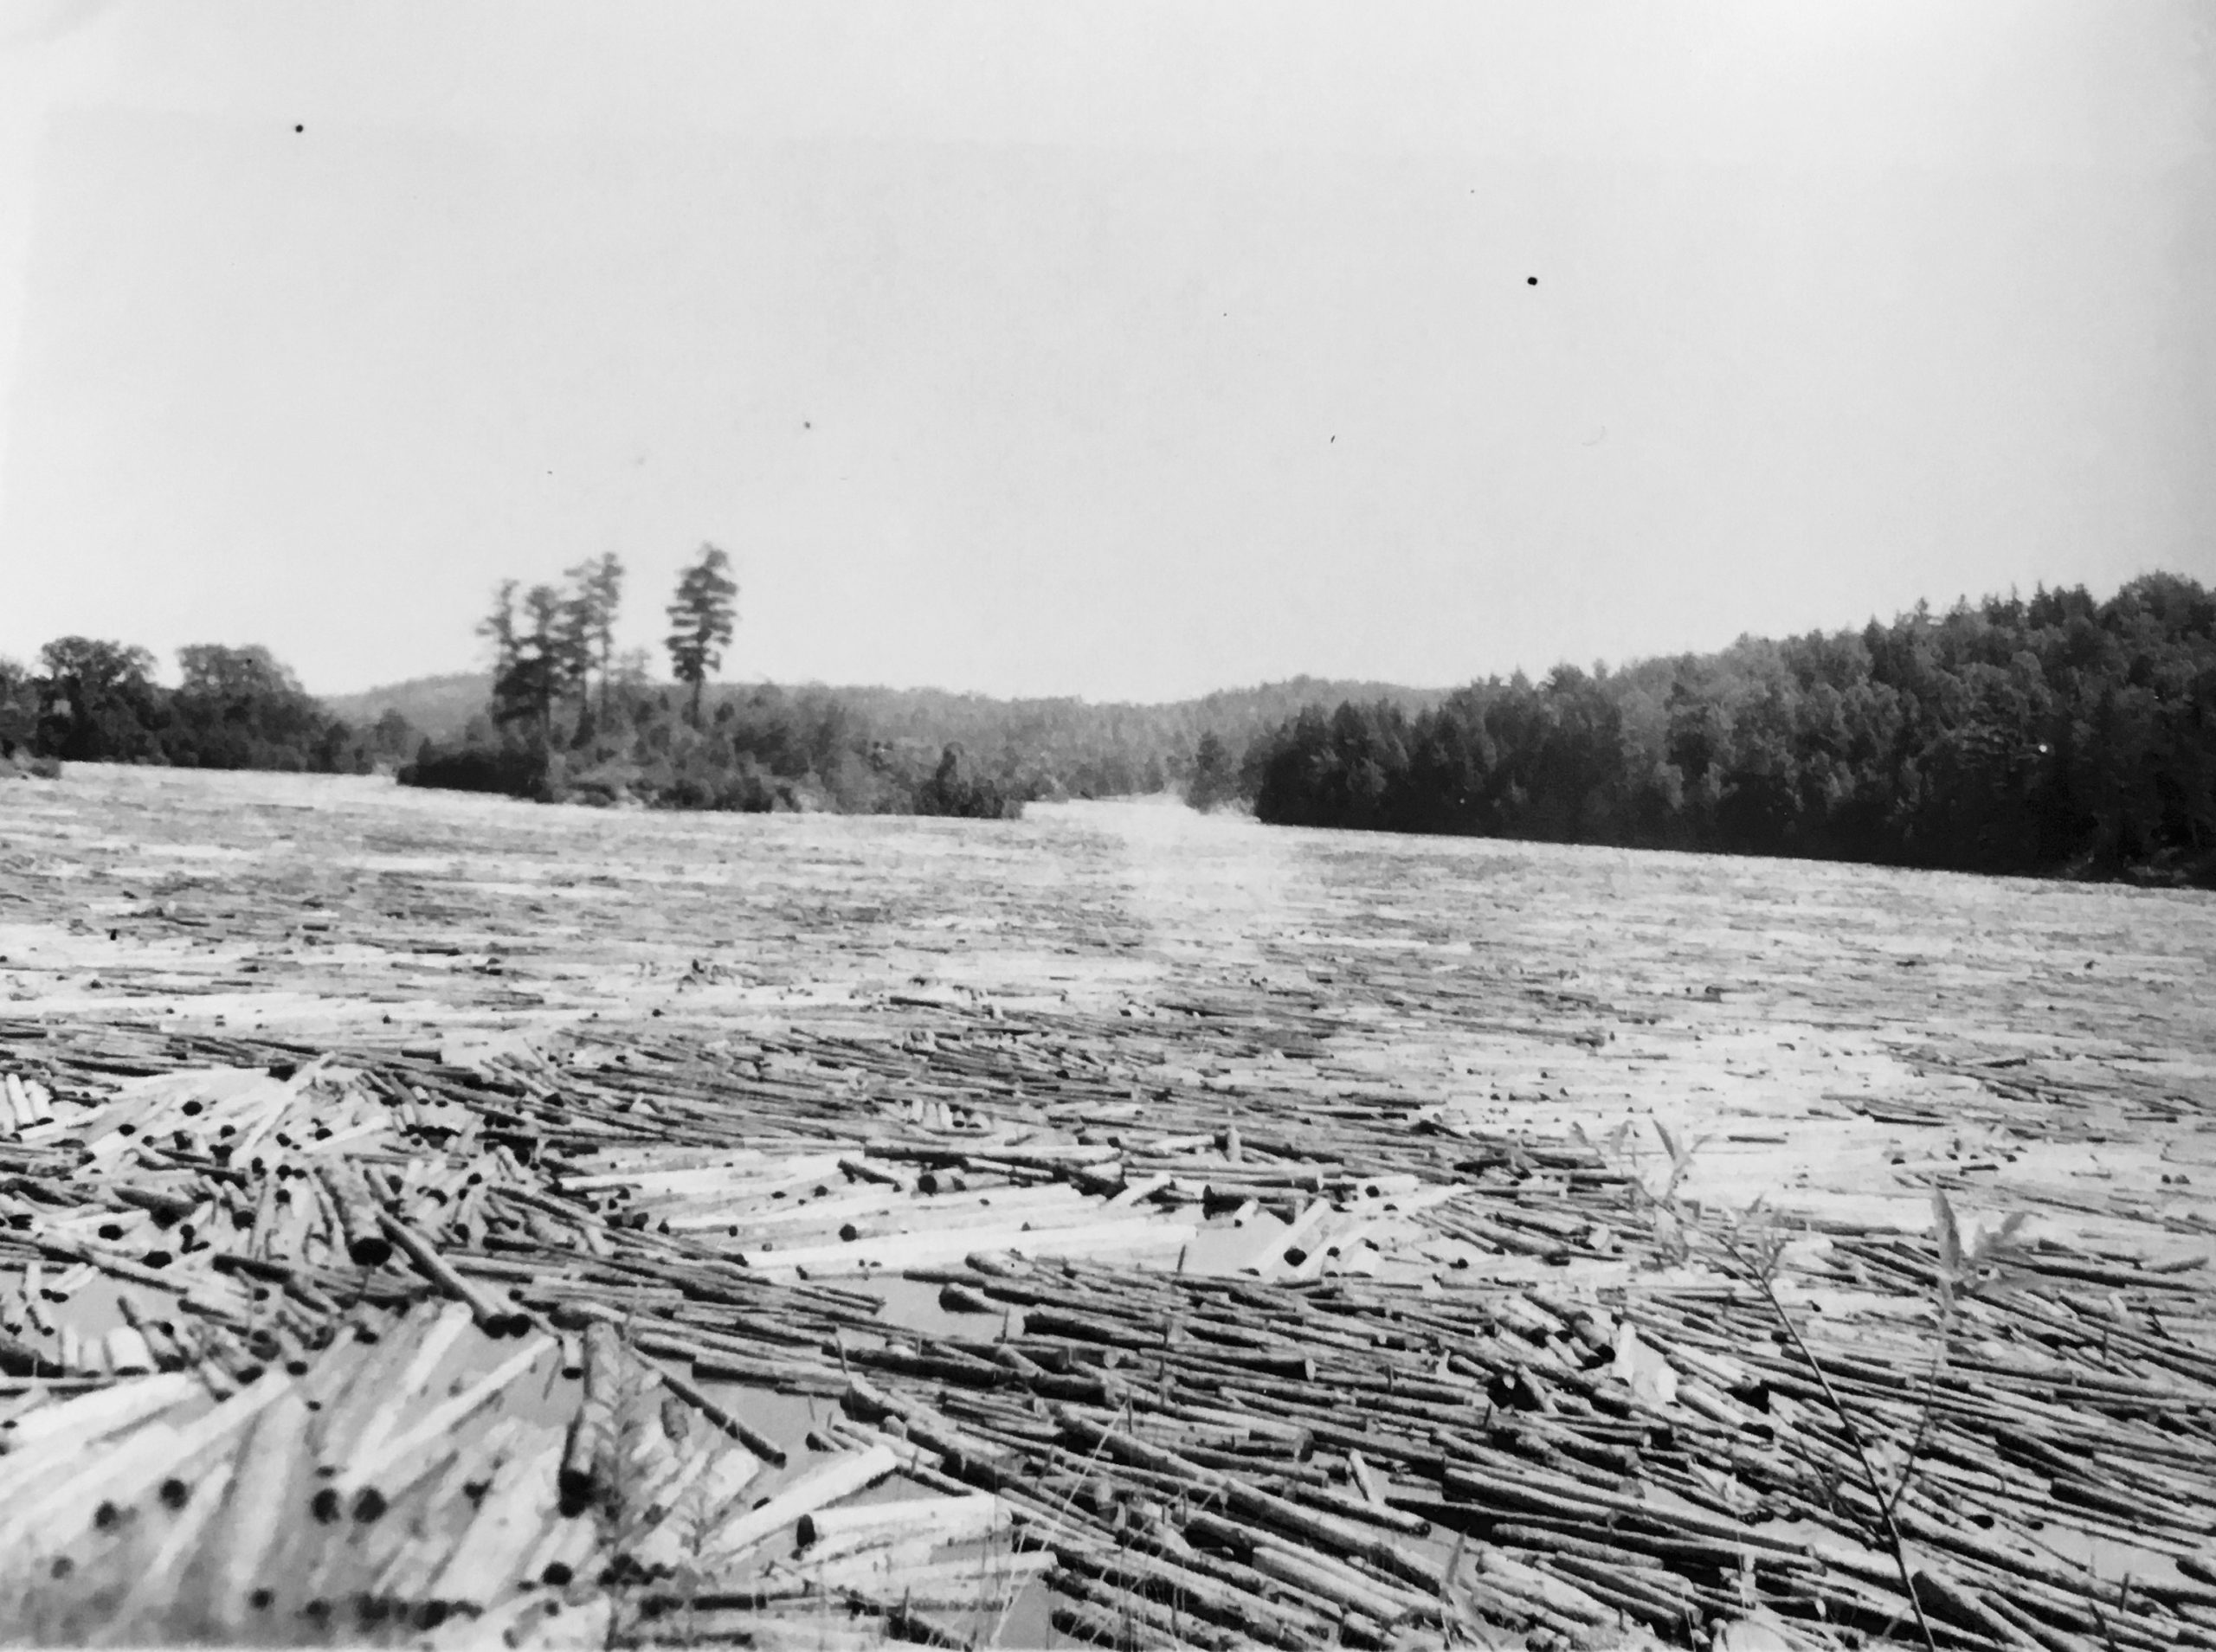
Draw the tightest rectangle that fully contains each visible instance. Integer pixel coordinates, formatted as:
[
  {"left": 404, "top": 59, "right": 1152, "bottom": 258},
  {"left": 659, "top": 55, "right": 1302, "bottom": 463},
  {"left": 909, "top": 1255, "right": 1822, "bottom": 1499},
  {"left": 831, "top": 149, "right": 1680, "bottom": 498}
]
[{"left": 2, "top": 2, "right": 2211, "bottom": 701}]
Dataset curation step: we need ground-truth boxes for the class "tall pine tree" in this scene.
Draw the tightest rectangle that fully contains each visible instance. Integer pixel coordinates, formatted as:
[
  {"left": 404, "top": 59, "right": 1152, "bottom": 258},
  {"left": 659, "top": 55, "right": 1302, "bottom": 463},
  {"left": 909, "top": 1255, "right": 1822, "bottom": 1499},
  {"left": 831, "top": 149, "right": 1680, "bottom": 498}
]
[
  {"left": 666, "top": 544, "right": 738, "bottom": 727},
  {"left": 563, "top": 553, "right": 625, "bottom": 729}
]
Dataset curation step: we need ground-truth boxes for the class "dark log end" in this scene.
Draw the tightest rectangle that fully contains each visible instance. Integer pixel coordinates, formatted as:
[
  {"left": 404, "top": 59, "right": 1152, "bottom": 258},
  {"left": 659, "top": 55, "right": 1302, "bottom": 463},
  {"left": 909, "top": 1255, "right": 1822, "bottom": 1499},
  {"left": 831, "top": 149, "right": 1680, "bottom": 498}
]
[{"left": 557, "top": 1467, "right": 597, "bottom": 1519}]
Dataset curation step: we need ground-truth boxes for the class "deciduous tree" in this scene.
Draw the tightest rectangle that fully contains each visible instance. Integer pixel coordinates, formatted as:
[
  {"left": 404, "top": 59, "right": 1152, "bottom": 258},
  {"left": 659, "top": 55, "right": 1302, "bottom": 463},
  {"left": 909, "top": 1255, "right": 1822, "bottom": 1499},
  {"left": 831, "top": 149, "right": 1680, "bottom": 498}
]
[
  {"left": 35, "top": 636, "right": 162, "bottom": 762},
  {"left": 171, "top": 644, "right": 332, "bottom": 768}
]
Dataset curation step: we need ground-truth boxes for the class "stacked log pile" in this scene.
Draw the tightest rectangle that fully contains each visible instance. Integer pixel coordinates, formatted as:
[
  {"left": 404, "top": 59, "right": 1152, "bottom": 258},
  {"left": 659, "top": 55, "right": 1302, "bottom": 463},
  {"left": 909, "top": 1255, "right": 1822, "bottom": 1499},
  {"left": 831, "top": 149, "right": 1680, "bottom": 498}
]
[{"left": 0, "top": 1005, "right": 2210, "bottom": 1649}]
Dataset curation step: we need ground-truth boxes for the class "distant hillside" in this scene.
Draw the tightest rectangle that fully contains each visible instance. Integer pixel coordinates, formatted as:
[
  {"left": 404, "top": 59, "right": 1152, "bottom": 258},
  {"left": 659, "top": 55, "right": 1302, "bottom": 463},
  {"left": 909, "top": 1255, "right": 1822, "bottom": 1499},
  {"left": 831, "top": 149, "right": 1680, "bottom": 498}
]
[
  {"left": 322, "top": 673, "right": 493, "bottom": 743},
  {"left": 323, "top": 672, "right": 1452, "bottom": 761},
  {"left": 816, "top": 678, "right": 1452, "bottom": 754}
]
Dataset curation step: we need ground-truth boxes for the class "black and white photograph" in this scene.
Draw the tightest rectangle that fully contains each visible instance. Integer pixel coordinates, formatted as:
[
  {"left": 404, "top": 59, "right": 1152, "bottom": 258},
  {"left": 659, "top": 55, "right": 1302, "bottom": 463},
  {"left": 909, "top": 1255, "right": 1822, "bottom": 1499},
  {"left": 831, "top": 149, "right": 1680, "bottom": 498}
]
[{"left": 0, "top": 3, "right": 2213, "bottom": 1647}]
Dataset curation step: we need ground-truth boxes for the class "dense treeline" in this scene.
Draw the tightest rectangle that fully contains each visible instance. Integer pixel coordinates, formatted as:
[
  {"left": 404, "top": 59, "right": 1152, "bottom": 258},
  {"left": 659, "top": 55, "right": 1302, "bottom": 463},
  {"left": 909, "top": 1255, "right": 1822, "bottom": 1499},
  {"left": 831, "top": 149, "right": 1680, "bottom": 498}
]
[
  {"left": 1237, "top": 575, "right": 2216, "bottom": 885},
  {"left": 0, "top": 639, "right": 412, "bottom": 776}
]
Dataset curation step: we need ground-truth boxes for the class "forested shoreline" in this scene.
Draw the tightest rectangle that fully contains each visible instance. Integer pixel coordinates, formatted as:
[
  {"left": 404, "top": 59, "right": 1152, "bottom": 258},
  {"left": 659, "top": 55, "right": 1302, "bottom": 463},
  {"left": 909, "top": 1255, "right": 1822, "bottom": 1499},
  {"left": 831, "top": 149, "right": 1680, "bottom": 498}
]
[
  {"left": 1234, "top": 575, "right": 2216, "bottom": 886},
  {"left": 0, "top": 640, "right": 415, "bottom": 778},
  {"left": 383, "top": 548, "right": 1440, "bottom": 814},
  {"left": 6, "top": 570, "right": 2213, "bottom": 884}
]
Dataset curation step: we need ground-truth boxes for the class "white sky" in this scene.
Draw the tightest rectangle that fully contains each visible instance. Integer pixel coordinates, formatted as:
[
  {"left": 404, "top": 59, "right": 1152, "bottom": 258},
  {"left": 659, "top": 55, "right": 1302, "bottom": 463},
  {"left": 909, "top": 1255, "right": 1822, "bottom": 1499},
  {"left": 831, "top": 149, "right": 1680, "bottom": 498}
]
[{"left": 1, "top": 2, "right": 2211, "bottom": 700}]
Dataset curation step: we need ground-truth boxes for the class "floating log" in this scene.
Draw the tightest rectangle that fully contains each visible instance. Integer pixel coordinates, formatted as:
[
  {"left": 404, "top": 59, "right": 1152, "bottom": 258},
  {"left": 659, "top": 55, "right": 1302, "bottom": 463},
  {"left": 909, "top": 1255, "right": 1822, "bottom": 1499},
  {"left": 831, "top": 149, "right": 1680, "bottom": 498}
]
[
  {"left": 319, "top": 1160, "right": 393, "bottom": 1268},
  {"left": 1186, "top": 1510, "right": 1430, "bottom": 1626},
  {"left": 3, "top": 1370, "right": 296, "bottom": 1552},
  {"left": 330, "top": 1336, "right": 553, "bottom": 1514},
  {"left": 428, "top": 1424, "right": 564, "bottom": 1614},
  {"left": 708, "top": 1443, "right": 899, "bottom": 1564},
  {"left": 557, "top": 1320, "right": 622, "bottom": 1514},
  {"left": 796, "top": 1489, "right": 1008, "bottom": 1561},
  {"left": 189, "top": 1385, "right": 314, "bottom": 1633},
  {"left": 102, "top": 1325, "right": 156, "bottom": 1377},
  {"left": 378, "top": 1211, "right": 524, "bottom": 1334},
  {"left": 654, "top": 1364, "right": 791, "bottom": 1468},
  {"left": 100, "top": 1450, "right": 242, "bottom": 1644}
]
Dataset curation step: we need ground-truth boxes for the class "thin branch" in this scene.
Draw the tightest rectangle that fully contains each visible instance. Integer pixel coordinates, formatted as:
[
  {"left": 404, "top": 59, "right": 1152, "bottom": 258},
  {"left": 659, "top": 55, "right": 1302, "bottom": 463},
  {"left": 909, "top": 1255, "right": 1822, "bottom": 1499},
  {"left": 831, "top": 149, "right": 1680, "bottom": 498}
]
[
  {"left": 1717, "top": 1231, "right": 1940, "bottom": 1652},
  {"left": 1884, "top": 1327, "right": 1949, "bottom": 1522}
]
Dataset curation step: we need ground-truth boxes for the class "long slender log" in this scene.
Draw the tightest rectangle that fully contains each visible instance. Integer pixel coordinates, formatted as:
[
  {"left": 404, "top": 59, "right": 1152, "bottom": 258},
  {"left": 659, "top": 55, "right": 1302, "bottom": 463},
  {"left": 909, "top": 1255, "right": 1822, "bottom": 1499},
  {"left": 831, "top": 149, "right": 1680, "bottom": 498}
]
[
  {"left": 428, "top": 1424, "right": 564, "bottom": 1613},
  {"left": 707, "top": 1443, "right": 899, "bottom": 1564},
  {"left": 332, "top": 1336, "right": 553, "bottom": 1512},
  {"left": 1057, "top": 1412, "right": 1443, "bottom": 1594},
  {"left": 378, "top": 1211, "right": 525, "bottom": 1334},
  {"left": 1534, "top": 1551, "right": 1701, "bottom": 1634},
  {"left": 558, "top": 1320, "right": 622, "bottom": 1514},
  {"left": 797, "top": 1490, "right": 1008, "bottom": 1561},
  {"left": 98, "top": 1451, "right": 242, "bottom": 1645},
  {"left": 2, "top": 1370, "right": 297, "bottom": 1550},
  {"left": 189, "top": 1385, "right": 315, "bottom": 1634},
  {"left": 1185, "top": 1509, "right": 1431, "bottom": 1626},
  {"left": 1469, "top": 1550, "right": 1617, "bottom": 1630},
  {"left": 654, "top": 1363, "right": 791, "bottom": 1467},
  {"left": 310, "top": 1308, "right": 459, "bottom": 1485},
  {"left": 319, "top": 1160, "right": 393, "bottom": 1268},
  {"left": 1049, "top": 1594, "right": 1191, "bottom": 1651}
]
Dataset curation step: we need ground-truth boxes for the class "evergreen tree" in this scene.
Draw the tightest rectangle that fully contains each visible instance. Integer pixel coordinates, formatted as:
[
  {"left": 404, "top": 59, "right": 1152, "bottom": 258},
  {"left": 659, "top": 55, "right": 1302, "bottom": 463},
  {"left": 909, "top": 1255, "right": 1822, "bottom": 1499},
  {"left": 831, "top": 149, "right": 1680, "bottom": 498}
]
[
  {"left": 478, "top": 580, "right": 525, "bottom": 725},
  {"left": 666, "top": 543, "right": 738, "bottom": 727},
  {"left": 486, "top": 582, "right": 577, "bottom": 741},
  {"left": 563, "top": 552, "right": 625, "bottom": 725}
]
